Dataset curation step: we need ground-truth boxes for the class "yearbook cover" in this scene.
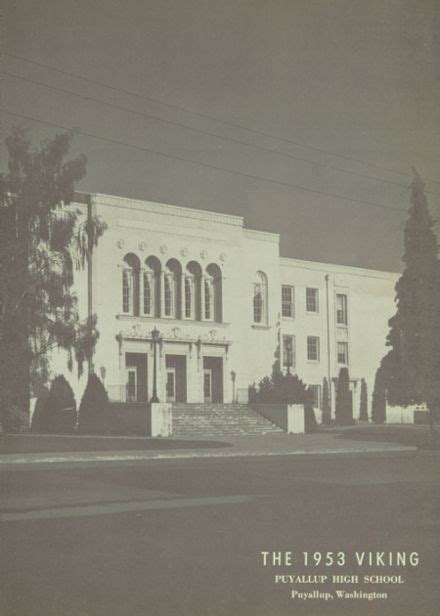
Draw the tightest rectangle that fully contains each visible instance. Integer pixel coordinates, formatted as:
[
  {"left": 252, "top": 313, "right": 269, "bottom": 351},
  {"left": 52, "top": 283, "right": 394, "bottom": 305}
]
[{"left": 1, "top": 2, "right": 439, "bottom": 615}]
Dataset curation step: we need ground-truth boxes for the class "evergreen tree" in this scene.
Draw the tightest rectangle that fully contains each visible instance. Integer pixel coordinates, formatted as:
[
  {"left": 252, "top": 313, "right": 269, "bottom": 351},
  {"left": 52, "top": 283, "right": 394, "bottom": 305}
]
[
  {"left": 322, "top": 377, "right": 331, "bottom": 424},
  {"left": 251, "top": 366, "right": 317, "bottom": 432},
  {"left": 45, "top": 375, "right": 77, "bottom": 433},
  {"left": 359, "top": 378, "right": 368, "bottom": 421},
  {"left": 0, "top": 128, "right": 106, "bottom": 430},
  {"left": 371, "top": 367, "right": 386, "bottom": 424},
  {"left": 335, "top": 367, "right": 353, "bottom": 425},
  {"left": 304, "top": 395, "right": 318, "bottom": 433},
  {"left": 77, "top": 373, "right": 110, "bottom": 434},
  {"left": 382, "top": 170, "right": 440, "bottom": 430}
]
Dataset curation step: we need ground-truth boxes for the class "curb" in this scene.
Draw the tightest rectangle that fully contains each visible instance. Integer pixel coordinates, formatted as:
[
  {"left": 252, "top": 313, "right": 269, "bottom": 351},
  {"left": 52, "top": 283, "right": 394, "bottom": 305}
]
[{"left": 0, "top": 444, "right": 417, "bottom": 465}]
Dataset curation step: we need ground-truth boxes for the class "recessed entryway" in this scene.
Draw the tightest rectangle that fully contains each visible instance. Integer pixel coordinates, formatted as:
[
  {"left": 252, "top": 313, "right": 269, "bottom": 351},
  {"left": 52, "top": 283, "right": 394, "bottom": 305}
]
[
  {"left": 202, "top": 356, "right": 223, "bottom": 403},
  {"left": 165, "top": 354, "right": 187, "bottom": 402},
  {"left": 125, "top": 353, "right": 148, "bottom": 402}
]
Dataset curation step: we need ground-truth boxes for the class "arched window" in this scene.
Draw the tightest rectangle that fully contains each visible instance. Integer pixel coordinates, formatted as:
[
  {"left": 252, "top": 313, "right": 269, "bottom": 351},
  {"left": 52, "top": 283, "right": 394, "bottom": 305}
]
[
  {"left": 122, "top": 269, "right": 132, "bottom": 313},
  {"left": 164, "top": 259, "right": 182, "bottom": 318},
  {"left": 253, "top": 271, "right": 268, "bottom": 324},
  {"left": 184, "top": 275, "right": 194, "bottom": 319},
  {"left": 204, "top": 276, "right": 213, "bottom": 320},
  {"left": 122, "top": 254, "right": 140, "bottom": 315},
  {"left": 186, "top": 261, "right": 202, "bottom": 320},
  {"left": 143, "top": 269, "right": 154, "bottom": 316},
  {"left": 145, "top": 256, "right": 161, "bottom": 317},
  {"left": 206, "top": 263, "right": 222, "bottom": 322},
  {"left": 164, "top": 274, "right": 174, "bottom": 316}
]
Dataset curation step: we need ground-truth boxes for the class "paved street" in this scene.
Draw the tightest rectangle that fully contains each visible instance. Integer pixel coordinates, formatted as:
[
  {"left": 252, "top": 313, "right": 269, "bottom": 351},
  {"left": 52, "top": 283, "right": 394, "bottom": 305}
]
[{"left": 1, "top": 451, "right": 439, "bottom": 616}]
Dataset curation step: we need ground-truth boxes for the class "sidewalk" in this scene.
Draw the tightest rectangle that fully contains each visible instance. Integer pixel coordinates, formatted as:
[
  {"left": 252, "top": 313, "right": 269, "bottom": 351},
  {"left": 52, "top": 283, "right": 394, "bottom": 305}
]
[{"left": 0, "top": 431, "right": 417, "bottom": 466}]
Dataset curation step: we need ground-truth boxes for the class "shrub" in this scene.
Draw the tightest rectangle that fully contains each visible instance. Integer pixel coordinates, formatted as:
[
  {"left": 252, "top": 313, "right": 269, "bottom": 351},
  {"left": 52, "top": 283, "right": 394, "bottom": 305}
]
[
  {"left": 304, "top": 399, "right": 318, "bottom": 433},
  {"left": 359, "top": 378, "right": 369, "bottom": 421},
  {"left": 372, "top": 368, "right": 386, "bottom": 424},
  {"left": 335, "top": 367, "right": 354, "bottom": 425},
  {"left": 250, "top": 368, "right": 317, "bottom": 432},
  {"left": 322, "top": 377, "right": 331, "bottom": 424},
  {"left": 30, "top": 387, "right": 50, "bottom": 433},
  {"left": 77, "top": 373, "right": 110, "bottom": 434},
  {"left": 3, "top": 405, "right": 30, "bottom": 433},
  {"left": 46, "top": 376, "right": 77, "bottom": 434}
]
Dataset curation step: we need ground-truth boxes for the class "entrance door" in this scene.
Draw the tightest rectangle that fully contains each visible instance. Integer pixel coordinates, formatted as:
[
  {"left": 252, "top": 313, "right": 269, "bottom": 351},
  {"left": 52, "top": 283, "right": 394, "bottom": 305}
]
[
  {"left": 202, "top": 357, "right": 223, "bottom": 403},
  {"left": 165, "top": 355, "right": 187, "bottom": 402},
  {"left": 203, "top": 369, "right": 212, "bottom": 402},
  {"left": 126, "top": 367, "right": 137, "bottom": 402},
  {"left": 125, "top": 353, "right": 148, "bottom": 402},
  {"left": 166, "top": 368, "right": 176, "bottom": 402}
]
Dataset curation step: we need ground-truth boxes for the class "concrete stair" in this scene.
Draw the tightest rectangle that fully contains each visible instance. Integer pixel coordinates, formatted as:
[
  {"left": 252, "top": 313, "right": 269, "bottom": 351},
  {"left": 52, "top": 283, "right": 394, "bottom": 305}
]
[{"left": 171, "top": 403, "right": 284, "bottom": 438}]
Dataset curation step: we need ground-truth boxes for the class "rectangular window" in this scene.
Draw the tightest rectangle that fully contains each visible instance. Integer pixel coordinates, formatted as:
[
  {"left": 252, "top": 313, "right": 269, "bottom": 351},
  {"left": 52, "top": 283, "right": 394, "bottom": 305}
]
[
  {"left": 306, "top": 288, "right": 319, "bottom": 312},
  {"left": 281, "top": 285, "right": 295, "bottom": 318},
  {"left": 143, "top": 273, "right": 153, "bottom": 316},
  {"left": 122, "top": 270, "right": 132, "bottom": 314},
  {"left": 126, "top": 367, "right": 137, "bottom": 402},
  {"left": 204, "top": 279, "right": 212, "bottom": 320},
  {"left": 166, "top": 369, "right": 176, "bottom": 402},
  {"left": 309, "top": 384, "right": 321, "bottom": 409},
  {"left": 203, "top": 369, "right": 212, "bottom": 402},
  {"left": 253, "top": 284, "right": 263, "bottom": 323},
  {"left": 184, "top": 277, "right": 193, "bottom": 319},
  {"left": 336, "top": 293, "right": 348, "bottom": 325},
  {"left": 307, "top": 336, "right": 320, "bottom": 361},
  {"left": 337, "top": 341, "right": 349, "bottom": 365},
  {"left": 282, "top": 335, "right": 295, "bottom": 368},
  {"left": 164, "top": 275, "right": 174, "bottom": 317}
]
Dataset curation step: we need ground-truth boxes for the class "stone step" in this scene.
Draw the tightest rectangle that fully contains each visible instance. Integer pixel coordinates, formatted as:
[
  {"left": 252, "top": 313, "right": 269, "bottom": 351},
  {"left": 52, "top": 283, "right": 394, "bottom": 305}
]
[{"left": 170, "top": 402, "right": 284, "bottom": 437}]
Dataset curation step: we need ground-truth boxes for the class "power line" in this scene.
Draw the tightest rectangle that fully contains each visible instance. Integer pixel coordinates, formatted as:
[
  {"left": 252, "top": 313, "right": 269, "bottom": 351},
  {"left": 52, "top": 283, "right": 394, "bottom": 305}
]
[
  {"left": 2, "top": 108, "right": 407, "bottom": 214},
  {"left": 5, "top": 70, "right": 417, "bottom": 193},
  {"left": 7, "top": 52, "right": 438, "bottom": 186}
]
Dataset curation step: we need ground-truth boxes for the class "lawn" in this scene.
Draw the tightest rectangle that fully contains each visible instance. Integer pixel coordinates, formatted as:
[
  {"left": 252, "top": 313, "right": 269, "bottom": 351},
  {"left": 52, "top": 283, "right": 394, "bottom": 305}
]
[
  {"left": 0, "top": 433, "right": 231, "bottom": 455},
  {"left": 336, "top": 423, "right": 440, "bottom": 449}
]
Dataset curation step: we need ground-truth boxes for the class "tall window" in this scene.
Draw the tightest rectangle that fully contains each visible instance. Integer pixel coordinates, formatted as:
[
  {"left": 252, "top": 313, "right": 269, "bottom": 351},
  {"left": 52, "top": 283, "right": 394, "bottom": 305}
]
[
  {"left": 306, "top": 288, "right": 319, "bottom": 312},
  {"left": 122, "top": 269, "right": 132, "bottom": 313},
  {"left": 336, "top": 293, "right": 348, "bottom": 325},
  {"left": 253, "top": 272, "right": 268, "bottom": 324},
  {"left": 164, "top": 274, "right": 174, "bottom": 317},
  {"left": 145, "top": 256, "right": 161, "bottom": 317},
  {"left": 307, "top": 336, "right": 320, "bottom": 361},
  {"left": 282, "top": 335, "right": 295, "bottom": 369},
  {"left": 122, "top": 254, "right": 140, "bottom": 315},
  {"left": 204, "top": 278, "right": 213, "bottom": 320},
  {"left": 309, "top": 384, "right": 322, "bottom": 409},
  {"left": 184, "top": 276, "right": 194, "bottom": 319},
  {"left": 337, "top": 341, "right": 349, "bottom": 364},
  {"left": 143, "top": 272, "right": 154, "bottom": 316},
  {"left": 281, "top": 286, "right": 295, "bottom": 318},
  {"left": 206, "top": 263, "right": 223, "bottom": 323}
]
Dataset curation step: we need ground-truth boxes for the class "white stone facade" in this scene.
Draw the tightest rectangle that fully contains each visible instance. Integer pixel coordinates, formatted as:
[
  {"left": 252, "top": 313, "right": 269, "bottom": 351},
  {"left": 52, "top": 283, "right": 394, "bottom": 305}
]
[{"left": 53, "top": 192, "right": 399, "bottom": 420}]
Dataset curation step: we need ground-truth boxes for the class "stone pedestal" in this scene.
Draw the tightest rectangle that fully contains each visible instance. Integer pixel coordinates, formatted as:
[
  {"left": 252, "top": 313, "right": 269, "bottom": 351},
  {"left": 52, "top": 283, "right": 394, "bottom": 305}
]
[
  {"left": 286, "top": 404, "right": 305, "bottom": 434},
  {"left": 150, "top": 402, "right": 172, "bottom": 436}
]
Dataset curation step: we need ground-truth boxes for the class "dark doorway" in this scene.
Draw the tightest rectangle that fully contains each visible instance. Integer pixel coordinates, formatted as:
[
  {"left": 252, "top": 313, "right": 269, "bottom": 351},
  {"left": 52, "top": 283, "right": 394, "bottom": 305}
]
[
  {"left": 202, "top": 357, "right": 223, "bottom": 403},
  {"left": 125, "top": 353, "right": 148, "bottom": 402},
  {"left": 165, "top": 355, "right": 187, "bottom": 402}
]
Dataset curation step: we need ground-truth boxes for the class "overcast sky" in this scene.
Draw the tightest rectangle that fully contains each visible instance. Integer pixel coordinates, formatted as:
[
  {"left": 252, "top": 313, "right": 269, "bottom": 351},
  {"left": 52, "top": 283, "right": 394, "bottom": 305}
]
[{"left": 3, "top": 0, "right": 440, "bottom": 271}]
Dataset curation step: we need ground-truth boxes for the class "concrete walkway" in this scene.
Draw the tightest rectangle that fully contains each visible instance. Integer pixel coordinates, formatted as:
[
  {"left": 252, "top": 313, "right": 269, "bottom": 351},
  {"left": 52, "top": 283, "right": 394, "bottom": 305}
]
[{"left": 0, "top": 432, "right": 416, "bottom": 466}]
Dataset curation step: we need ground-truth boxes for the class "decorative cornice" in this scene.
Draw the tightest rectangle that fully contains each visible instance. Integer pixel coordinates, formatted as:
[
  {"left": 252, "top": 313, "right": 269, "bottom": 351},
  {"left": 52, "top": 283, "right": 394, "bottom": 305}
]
[
  {"left": 89, "top": 193, "right": 244, "bottom": 227},
  {"left": 280, "top": 257, "right": 400, "bottom": 280},
  {"left": 243, "top": 228, "right": 280, "bottom": 243},
  {"left": 116, "top": 314, "right": 230, "bottom": 328},
  {"left": 118, "top": 323, "right": 231, "bottom": 346}
]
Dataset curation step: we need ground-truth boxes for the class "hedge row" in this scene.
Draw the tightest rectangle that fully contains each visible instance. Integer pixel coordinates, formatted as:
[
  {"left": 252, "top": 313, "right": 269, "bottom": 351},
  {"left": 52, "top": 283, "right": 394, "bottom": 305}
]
[{"left": 31, "top": 374, "right": 110, "bottom": 435}]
